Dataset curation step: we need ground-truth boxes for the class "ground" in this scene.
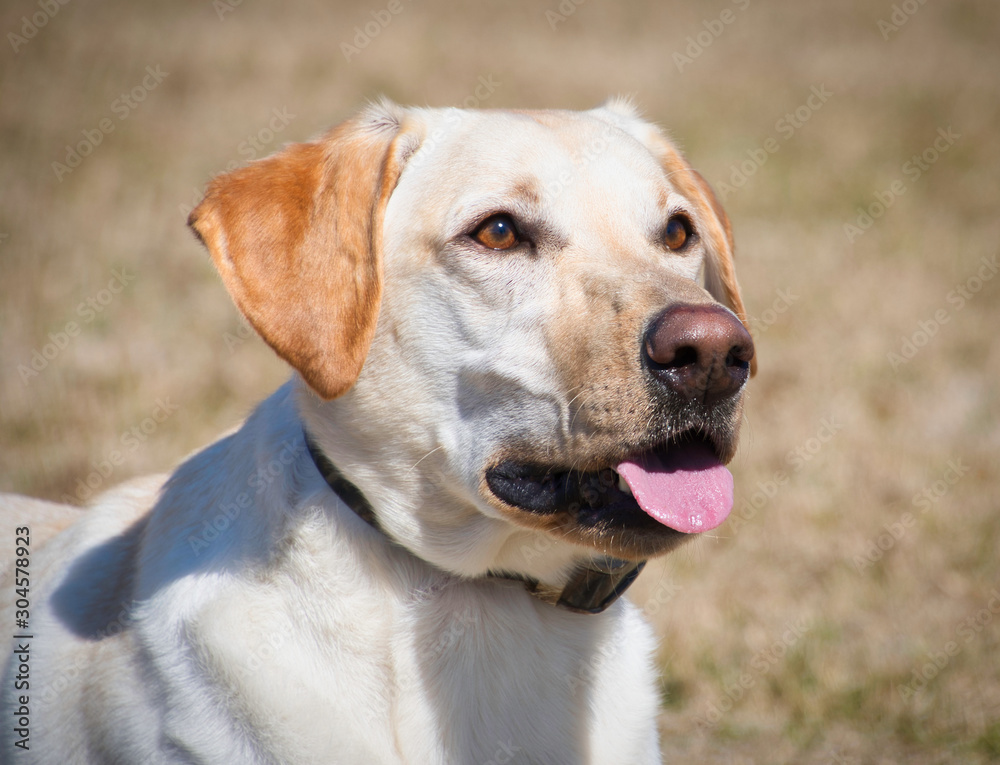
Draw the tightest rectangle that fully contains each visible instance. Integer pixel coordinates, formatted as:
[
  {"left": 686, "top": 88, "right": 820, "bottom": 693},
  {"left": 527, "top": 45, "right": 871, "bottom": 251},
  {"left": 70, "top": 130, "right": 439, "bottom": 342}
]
[{"left": 1, "top": 0, "right": 998, "bottom": 762}]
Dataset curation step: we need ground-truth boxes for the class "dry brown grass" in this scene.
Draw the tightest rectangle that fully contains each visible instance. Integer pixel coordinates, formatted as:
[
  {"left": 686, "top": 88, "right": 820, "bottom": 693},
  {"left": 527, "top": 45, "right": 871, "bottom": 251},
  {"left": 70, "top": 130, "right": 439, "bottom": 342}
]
[{"left": 2, "top": 0, "right": 999, "bottom": 761}]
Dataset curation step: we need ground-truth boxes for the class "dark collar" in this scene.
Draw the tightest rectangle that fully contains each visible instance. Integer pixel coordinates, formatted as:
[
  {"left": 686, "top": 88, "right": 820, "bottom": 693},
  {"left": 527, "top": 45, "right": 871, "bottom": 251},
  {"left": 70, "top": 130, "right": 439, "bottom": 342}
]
[{"left": 303, "top": 430, "right": 645, "bottom": 615}]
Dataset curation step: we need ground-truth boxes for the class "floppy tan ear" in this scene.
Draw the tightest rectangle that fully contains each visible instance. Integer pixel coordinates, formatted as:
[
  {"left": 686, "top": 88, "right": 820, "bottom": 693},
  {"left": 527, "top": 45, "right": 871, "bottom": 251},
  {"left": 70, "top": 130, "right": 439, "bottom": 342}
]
[
  {"left": 643, "top": 132, "right": 757, "bottom": 377},
  {"left": 188, "top": 108, "right": 410, "bottom": 399}
]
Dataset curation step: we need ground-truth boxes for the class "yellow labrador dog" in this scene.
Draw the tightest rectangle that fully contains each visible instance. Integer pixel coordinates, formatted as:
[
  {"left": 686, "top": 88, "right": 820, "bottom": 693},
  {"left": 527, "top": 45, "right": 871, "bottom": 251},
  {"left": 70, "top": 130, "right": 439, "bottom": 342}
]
[{"left": 1, "top": 98, "right": 754, "bottom": 764}]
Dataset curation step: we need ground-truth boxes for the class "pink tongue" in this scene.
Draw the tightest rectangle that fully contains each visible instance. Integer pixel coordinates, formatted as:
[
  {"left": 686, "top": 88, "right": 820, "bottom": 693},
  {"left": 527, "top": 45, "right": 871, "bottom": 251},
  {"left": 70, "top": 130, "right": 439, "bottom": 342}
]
[{"left": 616, "top": 442, "right": 733, "bottom": 533}]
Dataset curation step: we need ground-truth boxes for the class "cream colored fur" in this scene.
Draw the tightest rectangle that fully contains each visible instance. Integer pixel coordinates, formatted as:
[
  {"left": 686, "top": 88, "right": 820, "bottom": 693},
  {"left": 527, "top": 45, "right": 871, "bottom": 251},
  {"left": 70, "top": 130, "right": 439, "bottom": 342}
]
[{"left": 0, "top": 100, "right": 753, "bottom": 763}]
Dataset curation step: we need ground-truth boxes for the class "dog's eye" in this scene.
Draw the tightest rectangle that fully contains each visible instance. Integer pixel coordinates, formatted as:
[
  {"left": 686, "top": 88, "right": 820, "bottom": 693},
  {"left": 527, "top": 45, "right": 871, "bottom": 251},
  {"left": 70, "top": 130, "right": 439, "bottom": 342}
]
[
  {"left": 471, "top": 214, "right": 520, "bottom": 250},
  {"left": 664, "top": 215, "right": 693, "bottom": 251}
]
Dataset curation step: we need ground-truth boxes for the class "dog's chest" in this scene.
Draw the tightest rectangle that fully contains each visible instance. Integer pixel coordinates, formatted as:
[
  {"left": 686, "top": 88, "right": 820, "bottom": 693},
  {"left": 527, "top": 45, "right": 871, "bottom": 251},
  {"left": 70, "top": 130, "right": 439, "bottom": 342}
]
[
  {"left": 204, "top": 570, "right": 660, "bottom": 764},
  {"left": 389, "top": 585, "right": 600, "bottom": 760}
]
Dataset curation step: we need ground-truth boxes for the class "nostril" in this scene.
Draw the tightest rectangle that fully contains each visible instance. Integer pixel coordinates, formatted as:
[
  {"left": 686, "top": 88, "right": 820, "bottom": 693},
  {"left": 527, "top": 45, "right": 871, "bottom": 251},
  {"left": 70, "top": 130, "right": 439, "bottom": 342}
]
[
  {"left": 671, "top": 345, "right": 699, "bottom": 369},
  {"left": 726, "top": 341, "right": 754, "bottom": 369},
  {"left": 643, "top": 303, "right": 755, "bottom": 405},
  {"left": 650, "top": 344, "right": 698, "bottom": 370}
]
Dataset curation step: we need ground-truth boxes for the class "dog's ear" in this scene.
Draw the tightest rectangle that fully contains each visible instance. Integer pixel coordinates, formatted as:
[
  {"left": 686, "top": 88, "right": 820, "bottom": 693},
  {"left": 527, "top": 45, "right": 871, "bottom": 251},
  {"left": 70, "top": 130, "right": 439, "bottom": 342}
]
[
  {"left": 620, "top": 117, "right": 757, "bottom": 377},
  {"left": 188, "top": 106, "right": 411, "bottom": 399}
]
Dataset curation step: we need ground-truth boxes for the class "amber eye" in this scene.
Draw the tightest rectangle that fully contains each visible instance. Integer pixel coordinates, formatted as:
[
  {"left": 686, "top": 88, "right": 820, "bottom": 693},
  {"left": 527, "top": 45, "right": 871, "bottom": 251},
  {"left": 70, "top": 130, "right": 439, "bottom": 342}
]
[
  {"left": 471, "top": 214, "right": 520, "bottom": 250},
  {"left": 664, "top": 215, "right": 692, "bottom": 251}
]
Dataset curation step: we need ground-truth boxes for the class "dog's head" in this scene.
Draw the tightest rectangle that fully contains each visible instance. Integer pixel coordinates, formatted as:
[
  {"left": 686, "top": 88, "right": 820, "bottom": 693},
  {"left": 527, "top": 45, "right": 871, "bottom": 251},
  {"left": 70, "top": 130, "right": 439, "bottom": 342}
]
[{"left": 190, "top": 99, "right": 755, "bottom": 584}]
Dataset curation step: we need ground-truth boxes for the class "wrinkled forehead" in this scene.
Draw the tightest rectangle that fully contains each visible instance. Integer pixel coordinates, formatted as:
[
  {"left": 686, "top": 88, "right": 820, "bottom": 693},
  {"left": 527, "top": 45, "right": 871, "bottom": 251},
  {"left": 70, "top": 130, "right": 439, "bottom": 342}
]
[{"left": 394, "top": 109, "right": 679, "bottom": 229}]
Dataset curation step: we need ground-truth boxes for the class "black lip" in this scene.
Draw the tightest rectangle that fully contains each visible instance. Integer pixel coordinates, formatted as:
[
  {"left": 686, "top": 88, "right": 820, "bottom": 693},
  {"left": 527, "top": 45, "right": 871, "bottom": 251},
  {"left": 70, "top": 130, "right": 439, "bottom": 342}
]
[{"left": 485, "top": 431, "right": 719, "bottom": 533}]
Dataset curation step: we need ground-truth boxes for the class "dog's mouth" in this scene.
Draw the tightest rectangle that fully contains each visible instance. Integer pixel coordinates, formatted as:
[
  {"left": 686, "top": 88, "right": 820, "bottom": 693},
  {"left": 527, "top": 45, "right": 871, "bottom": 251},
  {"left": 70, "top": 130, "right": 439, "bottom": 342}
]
[{"left": 485, "top": 431, "right": 734, "bottom": 539}]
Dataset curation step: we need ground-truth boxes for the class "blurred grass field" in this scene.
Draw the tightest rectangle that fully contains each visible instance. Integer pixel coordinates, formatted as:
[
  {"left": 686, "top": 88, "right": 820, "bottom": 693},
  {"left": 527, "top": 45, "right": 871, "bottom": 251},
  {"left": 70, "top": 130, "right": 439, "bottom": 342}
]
[{"left": 2, "top": 0, "right": 999, "bottom": 762}]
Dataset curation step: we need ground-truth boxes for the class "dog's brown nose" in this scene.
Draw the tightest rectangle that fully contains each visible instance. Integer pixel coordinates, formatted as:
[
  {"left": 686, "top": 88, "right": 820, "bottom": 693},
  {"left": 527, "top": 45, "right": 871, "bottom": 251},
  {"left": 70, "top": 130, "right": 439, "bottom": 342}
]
[{"left": 644, "top": 304, "right": 754, "bottom": 405}]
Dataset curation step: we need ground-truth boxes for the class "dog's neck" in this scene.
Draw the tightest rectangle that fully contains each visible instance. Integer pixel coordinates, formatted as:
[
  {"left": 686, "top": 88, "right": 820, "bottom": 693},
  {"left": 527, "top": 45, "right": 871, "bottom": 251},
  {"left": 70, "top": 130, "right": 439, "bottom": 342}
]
[{"left": 303, "top": 429, "right": 645, "bottom": 615}]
